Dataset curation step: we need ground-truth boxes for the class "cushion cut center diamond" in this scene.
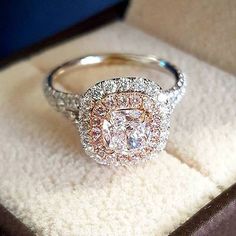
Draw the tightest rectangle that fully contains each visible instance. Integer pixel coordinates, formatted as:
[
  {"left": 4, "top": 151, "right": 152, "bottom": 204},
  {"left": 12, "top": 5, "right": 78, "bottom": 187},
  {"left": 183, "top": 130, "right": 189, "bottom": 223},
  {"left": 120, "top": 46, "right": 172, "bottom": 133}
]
[{"left": 102, "top": 109, "right": 151, "bottom": 154}]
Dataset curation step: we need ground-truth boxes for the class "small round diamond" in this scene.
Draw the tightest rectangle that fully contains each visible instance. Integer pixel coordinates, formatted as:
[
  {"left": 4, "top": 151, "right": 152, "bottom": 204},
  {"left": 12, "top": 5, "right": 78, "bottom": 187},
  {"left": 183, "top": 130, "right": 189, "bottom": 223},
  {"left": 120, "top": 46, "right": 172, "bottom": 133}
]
[
  {"left": 66, "top": 111, "right": 76, "bottom": 121},
  {"left": 117, "top": 94, "right": 130, "bottom": 108},
  {"left": 92, "top": 117, "right": 102, "bottom": 126},
  {"left": 57, "top": 98, "right": 65, "bottom": 107},
  {"left": 91, "top": 127, "right": 101, "bottom": 141},
  {"left": 133, "top": 78, "right": 146, "bottom": 92},
  {"left": 158, "top": 93, "right": 168, "bottom": 103},
  {"left": 130, "top": 94, "right": 142, "bottom": 108},
  {"left": 118, "top": 78, "right": 131, "bottom": 92},
  {"left": 103, "top": 94, "right": 117, "bottom": 108},
  {"left": 102, "top": 80, "right": 118, "bottom": 94},
  {"left": 93, "top": 103, "right": 107, "bottom": 117},
  {"left": 143, "top": 97, "right": 154, "bottom": 111}
]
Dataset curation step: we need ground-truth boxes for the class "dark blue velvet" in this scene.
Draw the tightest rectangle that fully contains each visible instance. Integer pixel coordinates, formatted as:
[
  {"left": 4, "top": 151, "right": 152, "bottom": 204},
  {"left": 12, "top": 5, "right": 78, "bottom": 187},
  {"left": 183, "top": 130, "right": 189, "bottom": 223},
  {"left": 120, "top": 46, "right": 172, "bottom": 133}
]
[{"left": 0, "top": 0, "right": 122, "bottom": 59}]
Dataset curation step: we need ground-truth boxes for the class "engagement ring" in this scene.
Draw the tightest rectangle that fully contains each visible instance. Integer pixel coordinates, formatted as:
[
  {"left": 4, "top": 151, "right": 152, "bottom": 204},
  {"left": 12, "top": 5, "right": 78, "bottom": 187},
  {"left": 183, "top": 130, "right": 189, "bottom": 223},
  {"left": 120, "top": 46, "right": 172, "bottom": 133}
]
[{"left": 43, "top": 54, "right": 186, "bottom": 166}]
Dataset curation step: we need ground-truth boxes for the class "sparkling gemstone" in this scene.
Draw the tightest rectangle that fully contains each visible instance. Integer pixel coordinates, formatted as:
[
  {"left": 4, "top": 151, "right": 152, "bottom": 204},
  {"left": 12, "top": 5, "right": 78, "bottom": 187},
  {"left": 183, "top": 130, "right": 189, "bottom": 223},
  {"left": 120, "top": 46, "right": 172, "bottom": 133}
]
[
  {"left": 143, "top": 97, "right": 154, "bottom": 111},
  {"left": 66, "top": 111, "right": 76, "bottom": 121},
  {"left": 92, "top": 117, "right": 102, "bottom": 126},
  {"left": 117, "top": 95, "right": 129, "bottom": 107},
  {"left": 92, "top": 88, "right": 103, "bottom": 100},
  {"left": 118, "top": 78, "right": 131, "bottom": 91},
  {"left": 102, "top": 109, "right": 152, "bottom": 154},
  {"left": 103, "top": 80, "right": 117, "bottom": 93},
  {"left": 103, "top": 95, "right": 117, "bottom": 108},
  {"left": 57, "top": 99, "right": 65, "bottom": 106},
  {"left": 129, "top": 94, "right": 142, "bottom": 107},
  {"left": 133, "top": 78, "right": 146, "bottom": 91},
  {"left": 93, "top": 104, "right": 107, "bottom": 116},
  {"left": 91, "top": 127, "right": 101, "bottom": 141},
  {"left": 158, "top": 93, "right": 168, "bottom": 103}
]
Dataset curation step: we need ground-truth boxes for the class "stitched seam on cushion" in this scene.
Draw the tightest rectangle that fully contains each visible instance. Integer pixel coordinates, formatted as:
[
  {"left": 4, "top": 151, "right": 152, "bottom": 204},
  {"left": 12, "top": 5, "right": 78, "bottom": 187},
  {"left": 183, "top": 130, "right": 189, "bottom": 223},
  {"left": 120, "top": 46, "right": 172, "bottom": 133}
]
[{"left": 165, "top": 147, "right": 224, "bottom": 191}]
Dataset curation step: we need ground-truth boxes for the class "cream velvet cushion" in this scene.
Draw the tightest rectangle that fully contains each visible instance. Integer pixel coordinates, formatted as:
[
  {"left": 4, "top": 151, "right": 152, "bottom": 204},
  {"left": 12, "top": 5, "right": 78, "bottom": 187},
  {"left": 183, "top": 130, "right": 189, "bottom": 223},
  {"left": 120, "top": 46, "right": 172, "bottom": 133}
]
[
  {"left": 127, "top": 0, "right": 236, "bottom": 75},
  {"left": 0, "top": 22, "right": 235, "bottom": 236}
]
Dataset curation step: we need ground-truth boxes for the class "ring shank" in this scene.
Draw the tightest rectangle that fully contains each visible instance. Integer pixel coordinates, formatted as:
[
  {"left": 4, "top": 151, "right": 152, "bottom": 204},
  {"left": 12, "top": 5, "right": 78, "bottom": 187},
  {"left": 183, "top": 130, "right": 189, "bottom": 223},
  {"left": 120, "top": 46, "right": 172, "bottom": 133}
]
[
  {"left": 47, "top": 54, "right": 182, "bottom": 90},
  {"left": 44, "top": 53, "right": 186, "bottom": 114}
]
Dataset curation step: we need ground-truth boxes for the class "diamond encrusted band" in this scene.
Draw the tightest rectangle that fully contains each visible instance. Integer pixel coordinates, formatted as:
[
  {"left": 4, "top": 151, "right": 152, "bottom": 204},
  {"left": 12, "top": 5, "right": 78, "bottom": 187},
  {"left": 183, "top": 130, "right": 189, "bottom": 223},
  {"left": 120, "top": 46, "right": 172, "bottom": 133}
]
[{"left": 43, "top": 53, "right": 186, "bottom": 166}]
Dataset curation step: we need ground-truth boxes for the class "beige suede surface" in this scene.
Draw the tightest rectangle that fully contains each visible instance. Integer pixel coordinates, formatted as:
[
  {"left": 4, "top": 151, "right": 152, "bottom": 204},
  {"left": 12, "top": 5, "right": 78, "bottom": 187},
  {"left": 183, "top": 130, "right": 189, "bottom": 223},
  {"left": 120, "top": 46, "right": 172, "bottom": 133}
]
[
  {"left": 127, "top": 0, "right": 236, "bottom": 75},
  {"left": 0, "top": 22, "right": 235, "bottom": 235}
]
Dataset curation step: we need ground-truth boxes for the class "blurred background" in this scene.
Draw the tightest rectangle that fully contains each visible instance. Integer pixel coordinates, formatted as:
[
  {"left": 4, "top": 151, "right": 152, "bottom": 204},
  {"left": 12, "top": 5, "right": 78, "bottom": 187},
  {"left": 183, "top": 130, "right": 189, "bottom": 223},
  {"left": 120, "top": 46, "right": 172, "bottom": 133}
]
[{"left": 0, "top": 0, "right": 235, "bottom": 74}]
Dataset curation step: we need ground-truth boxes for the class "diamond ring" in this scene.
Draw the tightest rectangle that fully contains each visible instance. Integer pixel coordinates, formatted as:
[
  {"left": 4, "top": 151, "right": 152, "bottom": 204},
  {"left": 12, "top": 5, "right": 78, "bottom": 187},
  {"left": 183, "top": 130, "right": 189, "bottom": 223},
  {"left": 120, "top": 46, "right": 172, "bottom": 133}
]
[{"left": 43, "top": 54, "right": 186, "bottom": 166}]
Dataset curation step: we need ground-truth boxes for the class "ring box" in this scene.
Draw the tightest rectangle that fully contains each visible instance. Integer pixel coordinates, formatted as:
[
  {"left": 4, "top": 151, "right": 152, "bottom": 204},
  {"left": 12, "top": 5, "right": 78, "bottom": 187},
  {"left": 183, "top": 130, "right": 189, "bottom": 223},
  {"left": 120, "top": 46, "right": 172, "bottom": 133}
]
[{"left": 0, "top": 1, "right": 235, "bottom": 235}]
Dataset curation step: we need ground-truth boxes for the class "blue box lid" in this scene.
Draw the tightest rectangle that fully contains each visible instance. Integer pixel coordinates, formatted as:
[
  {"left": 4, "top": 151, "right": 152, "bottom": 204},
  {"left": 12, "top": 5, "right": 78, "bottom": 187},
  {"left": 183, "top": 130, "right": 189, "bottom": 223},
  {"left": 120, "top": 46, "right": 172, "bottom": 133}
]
[{"left": 0, "top": 0, "right": 126, "bottom": 60}]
